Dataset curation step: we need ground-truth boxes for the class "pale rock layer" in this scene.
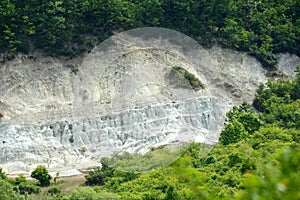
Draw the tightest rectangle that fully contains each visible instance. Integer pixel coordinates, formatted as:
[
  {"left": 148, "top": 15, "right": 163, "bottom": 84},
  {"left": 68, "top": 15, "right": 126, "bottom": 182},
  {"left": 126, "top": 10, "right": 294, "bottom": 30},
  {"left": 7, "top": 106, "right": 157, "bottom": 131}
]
[{"left": 0, "top": 29, "right": 299, "bottom": 175}]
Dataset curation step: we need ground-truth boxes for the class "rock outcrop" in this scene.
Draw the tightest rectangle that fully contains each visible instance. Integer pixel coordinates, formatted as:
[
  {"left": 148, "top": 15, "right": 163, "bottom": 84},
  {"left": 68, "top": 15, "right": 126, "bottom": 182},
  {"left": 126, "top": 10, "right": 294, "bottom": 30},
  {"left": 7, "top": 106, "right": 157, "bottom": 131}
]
[{"left": 0, "top": 28, "right": 299, "bottom": 175}]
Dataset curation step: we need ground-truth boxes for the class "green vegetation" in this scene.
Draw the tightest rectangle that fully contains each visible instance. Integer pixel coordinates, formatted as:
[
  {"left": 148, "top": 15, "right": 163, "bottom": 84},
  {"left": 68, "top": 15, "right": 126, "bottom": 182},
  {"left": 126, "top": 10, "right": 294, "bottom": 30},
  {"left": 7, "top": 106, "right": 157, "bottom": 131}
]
[
  {"left": 172, "top": 66, "right": 205, "bottom": 90},
  {"left": 0, "top": 167, "right": 6, "bottom": 179},
  {"left": 67, "top": 186, "right": 120, "bottom": 200},
  {"left": 0, "top": 1, "right": 299, "bottom": 198},
  {"left": 75, "top": 66, "right": 300, "bottom": 199},
  {"left": 219, "top": 102, "right": 261, "bottom": 145},
  {"left": 0, "top": 65, "right": 299, "bottom": 199},
  {"left": 237, "top": 148, "right": 300, "bottom": 200},
  {"left": 31, "top": 165, "right": 52, "bottom": 187},
  {"left": 0, "top": 179, "right": 22, "bottom": 200},
  {"left": 0, "top": 0, "right": 299, "bottom": 67},
  {"left": 14, "top": 174, "right": 41, "bottom": 195}
]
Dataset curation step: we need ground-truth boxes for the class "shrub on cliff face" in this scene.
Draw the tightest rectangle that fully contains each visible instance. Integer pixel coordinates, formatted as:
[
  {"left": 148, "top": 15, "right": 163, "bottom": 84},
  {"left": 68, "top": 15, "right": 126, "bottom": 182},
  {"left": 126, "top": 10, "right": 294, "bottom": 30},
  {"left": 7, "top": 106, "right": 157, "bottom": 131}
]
[
  {"left": 31, "top": 165, "right": 52, "bottom": 187},
  {"left": 171, "top": 66, "right": 205, "bottom": 90}
]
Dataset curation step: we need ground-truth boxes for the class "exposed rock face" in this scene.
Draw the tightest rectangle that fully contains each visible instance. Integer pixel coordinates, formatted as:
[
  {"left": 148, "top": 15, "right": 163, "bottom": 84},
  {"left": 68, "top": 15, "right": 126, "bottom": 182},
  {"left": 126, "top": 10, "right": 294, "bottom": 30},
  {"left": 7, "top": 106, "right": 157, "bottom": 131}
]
[{"left": 0, "top": 28, "right": 299, "bottom": 175}]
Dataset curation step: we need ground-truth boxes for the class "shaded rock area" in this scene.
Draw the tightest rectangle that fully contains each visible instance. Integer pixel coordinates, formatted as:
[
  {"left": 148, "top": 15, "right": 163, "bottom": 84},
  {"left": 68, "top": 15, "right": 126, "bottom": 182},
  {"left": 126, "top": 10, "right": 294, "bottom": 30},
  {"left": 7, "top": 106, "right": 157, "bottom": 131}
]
[{"left": 0, "top": 28, "right": 299, "bottom": 175}]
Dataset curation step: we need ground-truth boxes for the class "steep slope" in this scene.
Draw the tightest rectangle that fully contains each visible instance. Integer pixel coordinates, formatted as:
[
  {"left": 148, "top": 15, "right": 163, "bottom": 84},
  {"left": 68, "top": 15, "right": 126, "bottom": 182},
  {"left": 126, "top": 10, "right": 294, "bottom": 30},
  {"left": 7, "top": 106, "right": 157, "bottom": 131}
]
[{"left": 0, "top": 28, "right": 299, "bottom": 175}]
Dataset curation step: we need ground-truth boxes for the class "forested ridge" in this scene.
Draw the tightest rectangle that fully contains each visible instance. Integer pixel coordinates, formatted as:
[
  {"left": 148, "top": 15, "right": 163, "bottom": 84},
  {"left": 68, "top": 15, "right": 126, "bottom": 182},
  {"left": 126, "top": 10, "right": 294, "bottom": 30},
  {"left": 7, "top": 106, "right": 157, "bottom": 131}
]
[{"left": 0, "top": 0, "right": 299, "bottom": 67}]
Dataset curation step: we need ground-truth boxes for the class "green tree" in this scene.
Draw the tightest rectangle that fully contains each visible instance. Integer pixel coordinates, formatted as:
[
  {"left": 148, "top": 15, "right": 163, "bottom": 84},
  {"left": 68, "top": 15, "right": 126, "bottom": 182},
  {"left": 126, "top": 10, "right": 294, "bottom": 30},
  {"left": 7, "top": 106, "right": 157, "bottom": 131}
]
[
  {"left": 219, "top": 102, "right": 261, "bottom": 145},
  {"left": 30, "top": 165, "right": 52, "bottom": 187},
  {"left": 220, "top": 119, "right": 247, "bottom": 145}
]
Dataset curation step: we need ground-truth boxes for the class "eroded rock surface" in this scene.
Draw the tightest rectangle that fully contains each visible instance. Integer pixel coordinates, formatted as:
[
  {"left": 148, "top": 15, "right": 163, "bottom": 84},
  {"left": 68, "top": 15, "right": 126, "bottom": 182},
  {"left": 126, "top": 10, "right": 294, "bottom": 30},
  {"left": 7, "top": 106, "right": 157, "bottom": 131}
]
[{"left": 0, "top": 28, "right": 299, "bottom": 175}]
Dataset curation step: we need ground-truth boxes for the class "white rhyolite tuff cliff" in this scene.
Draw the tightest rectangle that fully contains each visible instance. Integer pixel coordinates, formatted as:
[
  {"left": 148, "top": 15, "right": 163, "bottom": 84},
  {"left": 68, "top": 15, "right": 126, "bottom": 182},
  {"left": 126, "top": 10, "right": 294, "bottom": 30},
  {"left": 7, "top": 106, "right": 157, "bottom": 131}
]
[{"left": 0, "top": 28, "right": 299, "bottom": 176}]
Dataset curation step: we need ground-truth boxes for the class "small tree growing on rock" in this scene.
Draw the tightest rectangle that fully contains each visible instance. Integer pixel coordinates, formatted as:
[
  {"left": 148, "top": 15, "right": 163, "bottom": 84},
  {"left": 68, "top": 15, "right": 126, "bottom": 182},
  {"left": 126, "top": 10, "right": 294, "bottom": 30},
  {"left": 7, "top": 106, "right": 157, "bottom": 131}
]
[{"left": 31, "top": 165, "right": 52, "bottom": 187}]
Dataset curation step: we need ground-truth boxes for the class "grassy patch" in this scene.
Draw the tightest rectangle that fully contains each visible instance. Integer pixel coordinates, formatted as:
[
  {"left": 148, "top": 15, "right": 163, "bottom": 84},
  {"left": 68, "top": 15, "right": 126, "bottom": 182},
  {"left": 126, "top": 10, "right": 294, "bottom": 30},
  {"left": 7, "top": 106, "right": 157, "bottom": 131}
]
[
  {"left": 28, "top": 175, "right": 85, "bottom": 200},
  {"left": 171, "top": 66, "right": 205, "bottom": 91}
]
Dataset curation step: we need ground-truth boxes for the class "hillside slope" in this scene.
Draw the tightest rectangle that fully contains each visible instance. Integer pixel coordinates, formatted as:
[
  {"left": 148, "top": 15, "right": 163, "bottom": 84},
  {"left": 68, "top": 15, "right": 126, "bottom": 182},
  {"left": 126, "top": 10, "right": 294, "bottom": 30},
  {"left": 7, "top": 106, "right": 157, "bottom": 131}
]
[{"left": 0, "top": 28, "right": 299, "bottom": 175}]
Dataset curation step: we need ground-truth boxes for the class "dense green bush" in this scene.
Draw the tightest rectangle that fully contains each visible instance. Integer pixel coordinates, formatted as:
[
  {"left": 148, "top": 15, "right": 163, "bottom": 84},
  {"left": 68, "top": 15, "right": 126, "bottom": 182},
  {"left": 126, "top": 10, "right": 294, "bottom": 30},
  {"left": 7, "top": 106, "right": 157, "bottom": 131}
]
[
  {"left": 220, "top": 102, "right": 261, "bottom": 145},
  {"left": 12, "top": 174, "right": 41, "bottom": 195},
  {"left": 85, "top": 157, "right": 138, "bottom": 188},
  {"left": 220, "top": 120, "right": 248, "bottom": 145},
  {"left": 85, "top": 167, "right": 110, "bottom": 186},
  {"left": 237, "top": 148, "right": 300, "bottom": 200},
  {"left": 67, "top": 187, "right": 119, "bottom": 200},
  {"left": 253, "top": 65, "right": 300, "bottom": 129},
  {"left": 31, "top": 165, "right": 52, "bottom": 187},
  {"left": 17, "top": 181, "right": 40, "bottom": 195},
  {"left": 47, "top": 186, "right": 61, "bottom": 196},
  {"left": 0, "top": 179, "right": 22, "bottom": 200}
]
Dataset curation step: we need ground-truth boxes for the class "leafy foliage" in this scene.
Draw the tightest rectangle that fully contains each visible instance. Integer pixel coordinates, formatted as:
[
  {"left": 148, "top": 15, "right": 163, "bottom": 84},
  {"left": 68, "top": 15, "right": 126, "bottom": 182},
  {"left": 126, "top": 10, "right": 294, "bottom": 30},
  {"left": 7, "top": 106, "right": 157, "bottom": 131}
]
[
  {"left": 13, "top": 174, "right": 40, "bottom": 195},
  {"left": 220, "top": 102, "right": 261, "bottom": 145},
  {"left": 47, "top": 186, "right": 61, "bottom": 196},
  {"left": 85, "top": 157, "right": 138, "bottom": 188},
  {"left": 172, "top": 66, "right": 205, "bottom": 90},
  {"left": 0, "top": 179, "right": 21, "bottom": 200},
  {"left": 67, "top": 187, "right": 119, "bottom": 200},
  {"left": 0, "top": 167, "right": 7, "bottom": 179},
  {"left": 31, "top": 165, "right": 52, "bottom": 187},
  {"left": 220, "top": 120, "right": 248, "bottom": 145},
  {"left": 0, "top": 0, "right": 298, "bottom": 66},
  {"left": 17, "top": 181, "right": 41, "bottom": 195},
  {"left": 253, "top": 66, "right": 300, "bottom": 129},
  {"left": 237, "top": 148, "right": 300, "bottom": 200}
]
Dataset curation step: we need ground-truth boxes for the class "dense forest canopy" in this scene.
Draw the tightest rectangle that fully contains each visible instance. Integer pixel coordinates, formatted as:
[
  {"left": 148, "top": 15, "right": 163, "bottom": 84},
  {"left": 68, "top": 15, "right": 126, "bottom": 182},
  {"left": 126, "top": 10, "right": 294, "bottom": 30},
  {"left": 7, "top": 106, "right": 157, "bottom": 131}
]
[{"left": 0, "top": 0, "right": 299, "bottom": 67}]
